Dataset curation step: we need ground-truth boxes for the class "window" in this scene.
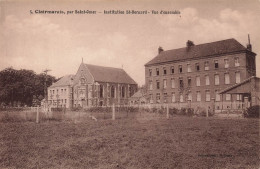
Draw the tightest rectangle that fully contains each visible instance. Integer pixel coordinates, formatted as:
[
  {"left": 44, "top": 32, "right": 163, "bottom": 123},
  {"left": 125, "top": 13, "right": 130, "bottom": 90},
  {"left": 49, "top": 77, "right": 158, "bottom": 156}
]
[
  {"left": 235, "top": 57, "right": 240, "bottom": 67},
  {"left": 163, "top": 93, "right": 167, "bottom": 103},
  {"left": 65, "top": 99, "right": 66, "bottom": 104},
  {"left": 81, "top": 78, "right": 86, "bottom": 84},
  {"left": 214, "top": 74, "right": 219, "bottom": 85},
  {"left": 171, "top": 78, "right": 175, "bottom": 88},
  {"left": 171, "top": 92, "right": 175, "bottom": 103},
  {"left": 214, "top": 60, "right": 219, "bottom": 69},
  {"left": 111, "top": 86, "right": 115, "bottom": 98},
  {"left": 64, "top": 89, "right": 66, "bottom": 94},
  {"left": 149, "top": 94, "right": 153, "bottom": 104},
  {"left": 196, "top": 76, "right": 200, "bottom": 86},
  {"left": 149, "top": 80, "right": 153, "bottom": 90},
  {"left": 179, "top": 78, "right": 184, "bottom": 88},
  {"left": 180, "top": 93, "right": 184, "bottom": 102},
  {"left": 204, "top": 61, "right": 209, "bottom": 70},
  {"left": 224, "top": 73, "right": 230, "bottom": 84},
  {"left": 235, "top": 72, "right": 240, "bottom": 83},
  {"left": 188, "top": 77, "right": 191, "bottom": 87},
  {"left": 122, "top": 86, "right": 125, "bottom": 98},
  {"left": 156, "top": 68, "right": 159, "bottom": 76},
  {"left": 156, "top": 93, "right": 160, "bottom": 103},
  {"left": 99, "top": 85, "right": 103, "bottom": 98},
  {"left": 224, "top": 59, "right": 229, "bottom": 68},
  {"left": 163, "top": 67, "right": 167, "bottom": 75},
  {"left": 196, "top": 91, "right": 201, "bottom": 101},
  {"left": 205, "top": 75, "right": 210, "bottom": 85},
  {"left": 187, "top": 64, "right": 191, "bottom": 72},
  {"left": 226, "top": 94, "right": 231, "bottom": 101},
  {"left": 188, "top": 92, "right": 192, "bottom": 101},
  {"left": 195, "top": 63, "right": 200, "bottom": 71},
  {"left": 156, "top": 80, "right": 160, "bottom": 89},
  {"left": 171, "top": 66, "right": 174, "bottom": 74},
  {"left": 206, "top": 90, "right": 210, "bottom": 102},
  {"left": 163, "top": 79, "right": 167, "bottom": 89},
  {"left": 236, "top": 94, "right": 242, "bottom": 101},
  {"left": 179, "top": 65, "right": 182, "bottom": 73},
  {"left": 61, "top": 89, "right": 63, "bottom": 94},
  {"left": 149, "top": 69, "right": 152, "bottom": 76},
  {"left": 215, "top": 90, "right": 220, "bottom": 101}
]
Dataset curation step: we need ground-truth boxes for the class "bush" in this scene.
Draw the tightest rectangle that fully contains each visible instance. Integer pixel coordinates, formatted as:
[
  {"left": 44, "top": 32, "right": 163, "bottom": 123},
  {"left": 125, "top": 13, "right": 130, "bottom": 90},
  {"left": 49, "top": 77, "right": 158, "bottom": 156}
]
[
  {"left": 186, "top": 108, "right": 194, "bottom": 116},
  {"left": 243, "top": 105, "right": 260, "bottom": 118},
  {"left": 169, "top": 108, "right": 179, "bottom": 115}
]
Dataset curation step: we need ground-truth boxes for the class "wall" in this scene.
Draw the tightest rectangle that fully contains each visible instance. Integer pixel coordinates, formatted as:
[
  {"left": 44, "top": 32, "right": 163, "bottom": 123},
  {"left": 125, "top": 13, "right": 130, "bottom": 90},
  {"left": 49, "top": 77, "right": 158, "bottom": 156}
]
[{"left": 145, "top": 52, "right": 253, "bottom": 109}]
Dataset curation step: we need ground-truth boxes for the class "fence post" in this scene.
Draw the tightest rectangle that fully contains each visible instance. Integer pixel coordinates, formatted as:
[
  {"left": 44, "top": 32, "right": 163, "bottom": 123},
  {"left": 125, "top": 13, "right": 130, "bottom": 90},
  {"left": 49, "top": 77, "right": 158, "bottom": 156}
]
[
  {"left": 112, "top": 103, "right": 115, "bottom": 120},
  {"left": 36, "top": 106, "right": 39, "bottom": 123},
  {"left": 166, "top": 104, "right": 169, "bottom": 119}
]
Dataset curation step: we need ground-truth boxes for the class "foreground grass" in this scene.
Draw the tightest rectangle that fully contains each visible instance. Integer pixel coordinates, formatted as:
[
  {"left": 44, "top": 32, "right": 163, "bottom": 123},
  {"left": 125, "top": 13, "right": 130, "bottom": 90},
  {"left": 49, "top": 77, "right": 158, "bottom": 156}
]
[{"left": 0, "top": 116, "right": 259, "bottom": 169}]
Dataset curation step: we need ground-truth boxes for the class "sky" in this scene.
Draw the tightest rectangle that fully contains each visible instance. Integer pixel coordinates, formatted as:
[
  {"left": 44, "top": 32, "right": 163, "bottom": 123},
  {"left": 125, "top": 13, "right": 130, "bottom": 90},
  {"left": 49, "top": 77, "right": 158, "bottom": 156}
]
[{"left": 1, "top": 0, "right": 260, "bottom": 86}]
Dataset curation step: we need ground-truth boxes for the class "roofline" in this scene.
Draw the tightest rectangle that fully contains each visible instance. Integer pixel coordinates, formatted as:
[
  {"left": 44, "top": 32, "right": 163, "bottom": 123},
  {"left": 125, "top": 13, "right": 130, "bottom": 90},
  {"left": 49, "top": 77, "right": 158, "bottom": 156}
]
[
  {"left": 85, "top": 63, "right": 124, "bottom": 71},
  {"left": 95, "top": 80, "right": 137, "bottom": 85},
  {"left": 48, "top": 85, "right": 71, "bottom": 88},
  {"left": 219, "top": 76, "right": 258, "bottom": 94},
  {"left": 83, "top": 63, "right": 95, "bottom": 82},
  {"left": 145, "top": 49, "right": 248, "bottom": 67},
  {"left": 85, "top": 63, "right": 138, "bottom": 85}
]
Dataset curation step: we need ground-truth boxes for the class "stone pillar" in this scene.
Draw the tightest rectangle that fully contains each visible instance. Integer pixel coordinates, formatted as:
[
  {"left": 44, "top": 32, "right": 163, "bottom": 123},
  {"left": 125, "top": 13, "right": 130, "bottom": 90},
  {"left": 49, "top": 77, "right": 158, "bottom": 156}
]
[
  {"left": 211, "top": 98, "right": 215, "bottom": 114},
  {"left": 188, "top": 100, "right": 191, "bottom": 108},
  {"left": 244, "top": 97, "right": 249, "bottom": 109},
  {"left": 118, "top": 84, "right": 120, "bottom": 105}
]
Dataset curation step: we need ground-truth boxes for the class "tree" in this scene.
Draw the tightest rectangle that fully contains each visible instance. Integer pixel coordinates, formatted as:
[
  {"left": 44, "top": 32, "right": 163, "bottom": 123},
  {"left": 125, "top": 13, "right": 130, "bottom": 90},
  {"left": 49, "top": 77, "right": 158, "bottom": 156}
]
[{"left": 0, "top": 67, "right": 56, "bottom": 107}]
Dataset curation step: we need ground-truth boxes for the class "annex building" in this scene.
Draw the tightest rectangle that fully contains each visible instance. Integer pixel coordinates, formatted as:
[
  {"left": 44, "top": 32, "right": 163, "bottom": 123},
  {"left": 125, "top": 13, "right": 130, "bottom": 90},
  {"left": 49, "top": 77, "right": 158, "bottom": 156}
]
[
  {"left": 48, "top": 62, "right": 138, "bottom": 108},
  {"left": 145, "top": 38, "right": 257, "bottom": 110}
]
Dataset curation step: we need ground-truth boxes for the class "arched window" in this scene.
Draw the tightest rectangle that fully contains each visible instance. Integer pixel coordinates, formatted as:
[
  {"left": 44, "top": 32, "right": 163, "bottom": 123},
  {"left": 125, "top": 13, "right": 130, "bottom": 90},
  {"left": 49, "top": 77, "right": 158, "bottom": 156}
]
[
  {"left": 111, "top": 86, "right": 115, "bottom": 98},
  {"left": 122, "top": 86, "right": 125, "bottom": 98},
  {"left": 81, "top": 78, "right": 85, "bottom": 85},
  {"left": 100, "top": 85, "right": 103, "bottom": 98}
]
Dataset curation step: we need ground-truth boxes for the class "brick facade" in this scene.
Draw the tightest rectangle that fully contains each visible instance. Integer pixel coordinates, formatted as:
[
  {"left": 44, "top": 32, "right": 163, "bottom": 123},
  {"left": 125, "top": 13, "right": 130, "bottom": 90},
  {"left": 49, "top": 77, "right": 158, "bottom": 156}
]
[
  {"left": 145, "top": 39, "right": 256, "bottom": 110},
  {"left": 48, "top": 63, "right": 137, "bottom": 108}
]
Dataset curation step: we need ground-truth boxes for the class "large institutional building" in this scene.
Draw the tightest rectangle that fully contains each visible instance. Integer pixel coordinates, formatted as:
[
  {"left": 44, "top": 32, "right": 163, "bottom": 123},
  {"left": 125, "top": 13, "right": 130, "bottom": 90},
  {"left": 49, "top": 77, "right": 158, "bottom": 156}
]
[
  {"left": 48, "top": 62, "right": 138, "bottom": 108},
  {"left": 145, "top": 38, "right": 257, "bottom": 110}
]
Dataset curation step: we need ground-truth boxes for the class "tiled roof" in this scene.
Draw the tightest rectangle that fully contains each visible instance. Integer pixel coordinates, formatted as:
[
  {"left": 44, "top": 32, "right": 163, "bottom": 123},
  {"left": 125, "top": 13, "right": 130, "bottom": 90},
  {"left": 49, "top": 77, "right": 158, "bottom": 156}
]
[
  {"left": 145, "top": 38, "right": 248, "bottom": 66},
  {"left": 131, "top": 90, "right": 144, "bottom": 98},
  {"left": 85, "top": 64, "right": 137, "bottom": 84},
  {"left": 49, "top": 74, "right": 75, "bottom": 88}
]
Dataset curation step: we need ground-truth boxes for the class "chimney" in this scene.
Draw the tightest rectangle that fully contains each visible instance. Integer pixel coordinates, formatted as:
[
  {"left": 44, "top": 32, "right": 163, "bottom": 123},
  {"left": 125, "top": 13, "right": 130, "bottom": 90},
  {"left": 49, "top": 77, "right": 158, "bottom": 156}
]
[
  {"left": 186, "top": 40, "right": 195, "bottom": 47},
  {"left": 158, "top": 46, "right": 164, "bottom": 54},
  {"left": 247, "top": 34, "right": 252, "bottom": 51}
]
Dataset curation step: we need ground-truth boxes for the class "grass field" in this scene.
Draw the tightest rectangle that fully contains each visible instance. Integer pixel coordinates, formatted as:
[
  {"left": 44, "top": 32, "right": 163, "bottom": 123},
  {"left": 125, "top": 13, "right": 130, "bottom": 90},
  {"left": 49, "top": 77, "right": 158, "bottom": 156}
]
[{"left": 0, "top": 113, "right": 259, "bottom": 169}]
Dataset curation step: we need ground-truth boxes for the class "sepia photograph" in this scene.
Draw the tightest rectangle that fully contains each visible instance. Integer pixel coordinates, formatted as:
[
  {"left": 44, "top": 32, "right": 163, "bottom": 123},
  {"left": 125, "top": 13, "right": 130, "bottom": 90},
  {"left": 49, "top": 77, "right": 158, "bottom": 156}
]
[{"left": 0, "top": 0, "right": 259, "bottom": 168}]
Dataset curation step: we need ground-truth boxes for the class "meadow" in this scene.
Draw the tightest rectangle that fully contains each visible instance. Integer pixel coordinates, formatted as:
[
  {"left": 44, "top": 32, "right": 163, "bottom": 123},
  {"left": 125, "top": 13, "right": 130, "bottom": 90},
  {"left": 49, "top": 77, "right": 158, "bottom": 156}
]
[{"left": 0, "top": 110, "right": 259, "bottom": 169}]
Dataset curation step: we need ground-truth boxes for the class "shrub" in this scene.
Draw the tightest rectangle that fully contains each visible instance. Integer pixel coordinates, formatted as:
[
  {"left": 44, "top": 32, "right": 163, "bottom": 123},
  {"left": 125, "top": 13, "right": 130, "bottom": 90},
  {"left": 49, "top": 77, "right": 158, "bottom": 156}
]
[
  {"left": 169, "top": 108, "right": 179, "bottom": 115},
  {"left": 179, "top": 108, "right": 187, "bottom": 115},
  {"left": 186, "top": 108, "right": 194, "bottom": 116},
  {"left": 243, "top": 105, "right": 260, "bottom": 118}
]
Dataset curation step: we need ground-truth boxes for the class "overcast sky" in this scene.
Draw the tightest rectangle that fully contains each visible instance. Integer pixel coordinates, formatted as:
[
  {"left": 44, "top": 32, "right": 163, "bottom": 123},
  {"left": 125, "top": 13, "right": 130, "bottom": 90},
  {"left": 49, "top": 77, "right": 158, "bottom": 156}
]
[{"left": 1, "top": 0, "right": 260, "bottom": 85}]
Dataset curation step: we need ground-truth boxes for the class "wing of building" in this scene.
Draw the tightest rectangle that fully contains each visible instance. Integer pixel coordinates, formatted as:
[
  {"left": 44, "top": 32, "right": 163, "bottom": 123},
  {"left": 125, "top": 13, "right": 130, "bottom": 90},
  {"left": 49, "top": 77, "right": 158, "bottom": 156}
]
[
  {"left": 145, "top": 38, "right": 257, "bottom": 111},
  {"left": 48, "top": 63, "right": 137, "bottom": 108}
]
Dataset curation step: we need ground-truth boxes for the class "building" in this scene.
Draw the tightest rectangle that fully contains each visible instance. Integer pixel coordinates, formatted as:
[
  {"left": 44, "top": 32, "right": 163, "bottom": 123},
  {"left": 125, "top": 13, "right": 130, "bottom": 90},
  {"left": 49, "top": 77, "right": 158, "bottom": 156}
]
[
  {"left": 220, "top": 76, "right": 260, "bottom": 108},
  {"left": 129, "top": 90, "right": 147, "bottom": 105},
  {"left": 48, "top": 62, "right": 138, "bottom": 108},
  {"left": 48, "top": 74, "right": 74, "bottom": 108},
  {"left": 144, "top": 38, "right": 256, "bottom": 110}
]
